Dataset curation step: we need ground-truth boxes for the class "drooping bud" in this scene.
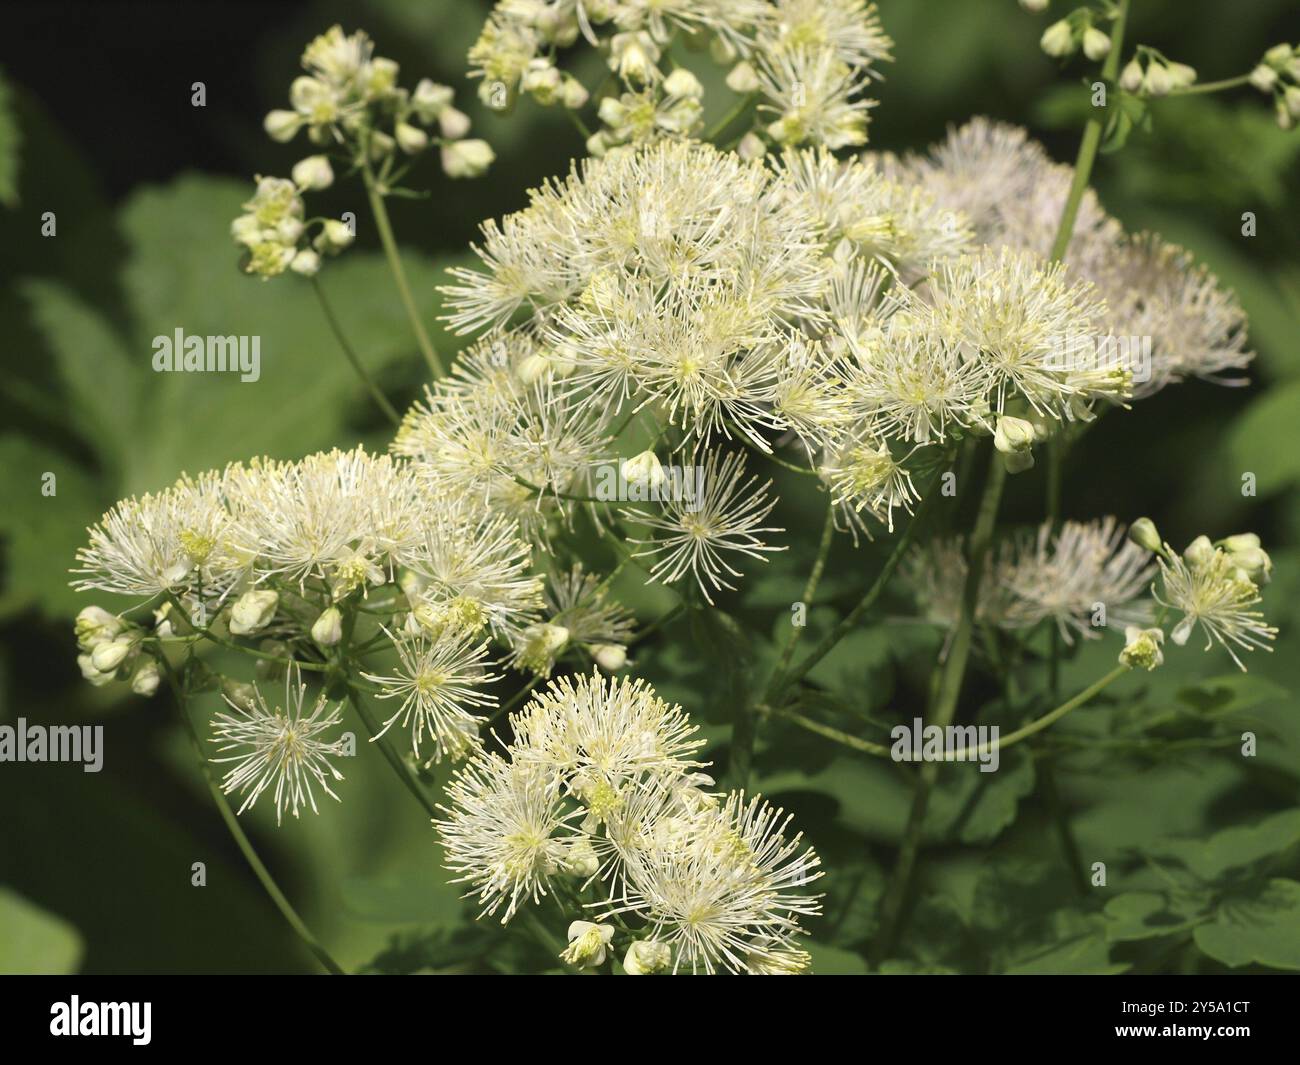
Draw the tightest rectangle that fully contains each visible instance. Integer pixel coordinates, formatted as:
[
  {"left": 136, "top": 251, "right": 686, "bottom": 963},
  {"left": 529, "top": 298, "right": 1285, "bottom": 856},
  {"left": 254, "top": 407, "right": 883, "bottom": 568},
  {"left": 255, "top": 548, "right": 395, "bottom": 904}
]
[
  {"left": 229, "top": 590, "right": 279, "bottom": 636},
  {"left": 561, "top": 836, "right": 600, "bottom": 878},
  {"left": 1127, "top": 517, "right": 1162, "bottom": 554},
  {"left": 395, "top": 121, "right": 429, "bottom": 154},
  {"left": 1250, "top": 63, "right": 1279, "bottom": 92},
  {"left": 315, "top": 218, "right": 355, "bottom": 252},
  {"left": 1165, "top": 62, "right": 1197, "bottom": 89},
  {"left": 312, "top": 606, "right": 344, "bottom": 647},
  {"left": 1082, "top": 28, "right": 1111, "bottom": 62},
  {"left": 441, "top": 139, "right": 495, "bottom": 179},
  {"left": 1119, "top": 58, "right": 1145, "bottom": 92},
  {"left": 1143, "top": 61, "right": 1173, "bottom": 97},
  {"left": 1018, "top": 0, "right": 1049, "bottom": 12},
  {"left": 263, "top": 109, "right": 303, "bottom": 142},
  {"left": 1040, "top": 19, "right": 1075, "bottom": 58},
  {"left": 411, "top": 79, "right": 453, "bottom": 122},
  {"left": 726, "top": 61, "right": 761, "bottom": 94},
  {"left": 621, "top": 450, "right": 668, "bottom": 491},
  {"left": 289, "top": 249, "right": 321, "bottom": 276},
  {"left": 593, "top": 643, "right": 628, "bottom": 671},
  {"left": 91, "top": 637, "right": 133, "bottom": 674},
  {"left": 130, "top": 659, "right": 162, "bottom": 696},
  {"left": 76, "top": 605, "right": 124, "bottom": 651},
  {"left": 291, "top": 155, "right": 334, "bottom": 190}
]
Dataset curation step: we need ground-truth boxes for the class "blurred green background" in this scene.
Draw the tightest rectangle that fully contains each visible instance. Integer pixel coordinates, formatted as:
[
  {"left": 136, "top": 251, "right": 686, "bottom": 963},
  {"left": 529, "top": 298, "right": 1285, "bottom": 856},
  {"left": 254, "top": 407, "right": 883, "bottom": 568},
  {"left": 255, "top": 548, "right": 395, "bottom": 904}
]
[{"left": 0, "top": 0, "right": 1297, "bottom": 974}]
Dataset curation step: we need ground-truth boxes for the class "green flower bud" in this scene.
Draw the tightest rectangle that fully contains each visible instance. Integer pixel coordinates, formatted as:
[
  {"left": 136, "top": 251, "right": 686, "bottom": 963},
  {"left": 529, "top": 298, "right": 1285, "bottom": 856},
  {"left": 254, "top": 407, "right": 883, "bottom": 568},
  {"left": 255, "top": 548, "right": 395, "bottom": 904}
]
[
  {"left": 993, "top": 415, "right": 1036, "bottom": 455},
  {"left": 1120, "top": 58, "right": 1144, "bottom": 92},
  {"left": 263, "top": 109, "right": 302, "bottom": 142},
  {"left": 91, "top": 637, "right": 132, "bottom": 673},
  {"left": 726, "top": 61, "right": 761, "bottom": 94},
  {"left": 1127, "top": 517, "right": 1162, "bottom": 554},
  {"left": 395, "top": 121, "right": 429, "bottom": 154},
  {"left": 1250, "top": 63, "right": 1278, "bottom": 92}
]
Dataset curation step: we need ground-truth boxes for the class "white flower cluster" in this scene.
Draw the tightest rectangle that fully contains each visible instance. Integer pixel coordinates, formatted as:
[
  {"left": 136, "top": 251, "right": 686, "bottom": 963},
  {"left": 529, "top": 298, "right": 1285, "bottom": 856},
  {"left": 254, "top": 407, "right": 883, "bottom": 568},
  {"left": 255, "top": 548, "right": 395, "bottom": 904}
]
[
  {"left": 467, "top": 0, "right": 893, "bottom": 155},
  {"left": 908, "top": 517, "right": 1155, "bottom": 642},
  {"left": 1248, "top": 42, "right": 1300, "bottom": 131},
  {"left": 234, "top": 25, "right": 493, "bottom": 279},
  {"left": 436, "top": 671, "right": 822, "bottom": 973},
  {"left": 910, "top": 517, "right": 1278, "bottom": 672},
  {"left": 881, "top": 118, "right": 1254, "bottom": 398}
]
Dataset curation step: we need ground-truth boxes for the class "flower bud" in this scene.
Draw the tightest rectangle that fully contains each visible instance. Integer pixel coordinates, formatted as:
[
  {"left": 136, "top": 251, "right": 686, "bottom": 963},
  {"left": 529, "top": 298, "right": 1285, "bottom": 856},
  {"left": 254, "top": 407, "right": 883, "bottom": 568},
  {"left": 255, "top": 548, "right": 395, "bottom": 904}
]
[
  {"left": 559, "top": 74, "right": 589, "bottom": 110},
  {"left": 316, "top": 218, "right": 355, "bottom": 252},
  {"left": 291, "top": 154, "right": 334, "bottom": 190},
  {"left": 289, "top": 249, "right": 321, "bottom": 276},
  {"left": 130, "top": 660, "right": 161, "bottom": 696},
  {"left": 395, "top": 121, "right": 429, "bottom": 154},
  {"left": 522, "top": 61, "right": 563, "bottom": 105},
  {"left": 1183, "top": 535, "right": 1215, "bottom": 570},
  {"left": 1250, "top": 63, "right": 1279, "bottom": 92},
  {"left": 560, "top": 921, "right": 614, "bottom": 968},
  {"left": 1276, "top": 96, "right": 1295, "bottom": 131},
  {"left": 593, "top": 643, "right": 627, "bottom": 671},
  {"left": 1018, "top": 0, "right": 1049, "bottom": 11},
  {"left": 561, "top": 837, "right": 600, "bottom": 878},
  {"left": 1120, "top": 626, "right": 1164, "bottom": 671},
  {"left": 312, "top": 606, "right": 344, "bottom": 647},
  {"left": 77, "top": 654, "right": 116, "bottom": 688},
  {"left": 263, "top": 109, "right": 302, "bottom": 142},
  {"left": 1119, "top": 58, "right": 1144, "bottom": 92},
  {"left": 76, "top": 605, "right": 124, "bottom": 651},
  {"left": 91, "top": 637, "right": 132, "bottom": 673},
  {"left": 993, "top": 415, "right": 1036, "bottom": 455},
  {"left": 663, "top": 68, "right": 703, "bottom": 100},
  {"left": 1263, "top": 43, "right": 1294, "bottom": 68},
  {"left": 411, "top": 78, "right": 453, "bottom": 122},
  {"left": 621, "top": 449, "right": 668, "bottom": 490},
  {"left": 737, "top": 131, "right": 767, "bottom": 160},
  {"left": 623, "top": 939, "right": 672, "bottom": 975},
  {"left": 1127, "top": 517, "right": 1162, "bottom": 554},
  {"left": 1040, "top": 20, "right": 1075, "bottom": 58},
  {"left": 1286, "top": 85, "right": 1300, "bottom": 120},
  {"left": 726, "top": 61, "right": 761, "bottom": 94},
  {"left": 229, "top": 590, "right": 279, "bottom": 636},
  {"left": 441, "top": 139, "right": 495, "bottom": 179},
  {"left": 1166, "top": 62, "right": 1197, "bottom": 89},
  {"left": 1082, "top": 28, "right": 1111, "bottom": 62},
  {"left": 1222, "top": 537, "right": 1271, "bottom": 585},
  {"left": 368, "top": 130, "right": 396, "bottom": 159},
  {"left": 1143, "top": 62, "right": 1172, "bottom": 97}
]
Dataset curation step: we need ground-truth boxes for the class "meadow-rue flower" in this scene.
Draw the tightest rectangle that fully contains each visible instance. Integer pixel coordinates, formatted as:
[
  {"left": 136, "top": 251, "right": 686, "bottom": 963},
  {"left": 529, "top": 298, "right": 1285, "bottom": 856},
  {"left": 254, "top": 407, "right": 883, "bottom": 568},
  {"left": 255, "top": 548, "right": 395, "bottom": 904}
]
[
  {"left": 1120, "top": 625, "right": 1164, "bottom": 671},
  {"left": 228, "top": 590, "right": 279, "bottom": 636},
  {"left": 623, "top": 939, "right": 672, "bottom": 975},
  {"left": 561, "top": 920, "right": 614, "bottom": 968},
  {"left": 210, "top": 666, "right": 348, "bottom": 825}
]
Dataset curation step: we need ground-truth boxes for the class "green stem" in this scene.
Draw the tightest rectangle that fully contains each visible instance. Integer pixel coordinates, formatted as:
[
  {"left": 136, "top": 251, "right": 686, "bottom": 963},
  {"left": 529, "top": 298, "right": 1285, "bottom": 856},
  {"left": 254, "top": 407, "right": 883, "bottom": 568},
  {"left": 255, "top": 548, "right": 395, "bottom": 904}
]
[
  {"left": 705, "top": 93, "right": 756, "bottom": 142},
  {"left": 311, "top": 276, "right": 401, "bottom": 426},
  {"left": 767, "top": 705, "right": 892, "bottom": 758},
  {"left": 768, "top": 501, "right": 836, "bottom": 694},
  {"left": 346, "top": 685, "right": 440, "bottom": 820},
  {"left": 769, "top": 467, "right": 943, "bottom": 704},
  {"left": 361, "top": 154, "right": 443, "bottom": 378},
  {"left": 164, "top": 661, "right": 344, "bottom": 974},
  {"left": 871, "top": 447, "right": 1006, "bottom": 965},
  {"left": 1169, "top": 73, "right": 1251, "bottom": 96},
  {"left": 485, "top": 676, "right": 542, "bottom": 727},
  {"left": 1046, "top": 0, "right": 1129, "bottom": 266}
]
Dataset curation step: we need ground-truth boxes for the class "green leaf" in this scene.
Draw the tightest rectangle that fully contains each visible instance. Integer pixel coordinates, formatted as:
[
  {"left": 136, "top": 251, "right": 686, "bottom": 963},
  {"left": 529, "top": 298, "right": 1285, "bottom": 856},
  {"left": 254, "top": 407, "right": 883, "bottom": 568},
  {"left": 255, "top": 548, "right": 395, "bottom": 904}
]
[
  {"left": 1227, "top": 379, "right": 1300, "bottom": 497},
  {"left": 805, "top": 939, "right": 869, "bottom": 975},
  {"left": 21, "top": 280, "right": 138, "bottom": 478},
  {"left": 1193, "top": 879, "right": 1300, "bottom": 970},
  {"left": 1153, "top": 809, "right": 1300, "bottom": 881},
  {"left": 0, "top": 888, "right": 83, "bottom": 974},
  {"left": 0, "top": 435, "right": 109, "bottom": 620},
  {"left": 1103, "top": 892, "right": 1192, "bottom": 943},
  {"left": 1004, "top": 928, "right": 1129, "bottom": 975}
]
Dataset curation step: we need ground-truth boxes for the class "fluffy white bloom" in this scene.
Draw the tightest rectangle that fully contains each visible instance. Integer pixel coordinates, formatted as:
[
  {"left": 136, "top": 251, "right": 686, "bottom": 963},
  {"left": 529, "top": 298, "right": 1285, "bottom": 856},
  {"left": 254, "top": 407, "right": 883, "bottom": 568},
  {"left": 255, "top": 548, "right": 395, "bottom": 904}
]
[
  {"left": 623, "top": 450, "right": 785, "bottom": 604},
  {"left": 610, "top": 792, "right": 822, "bottom": 974},
  {"left": 362, "top": 628, "right": 499, "bottom": 764},
  {"left": 210, "top": 667, "right": 348, "bottom": 825},
  {"left": 1155, "top": 540, "right": 1277, "bottom": 671},
  {"left": 435, "top": 753, "right": 582, "bottom": 921}
]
